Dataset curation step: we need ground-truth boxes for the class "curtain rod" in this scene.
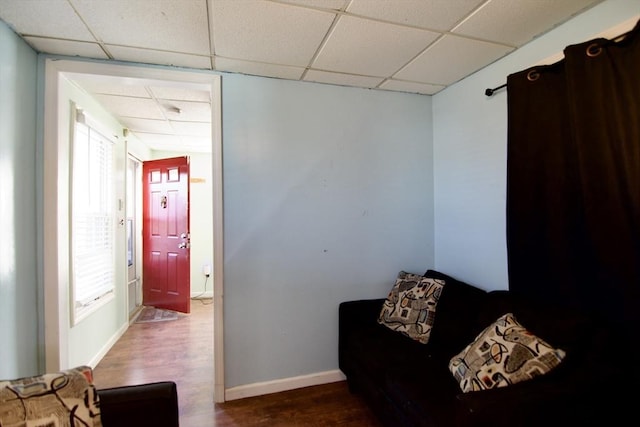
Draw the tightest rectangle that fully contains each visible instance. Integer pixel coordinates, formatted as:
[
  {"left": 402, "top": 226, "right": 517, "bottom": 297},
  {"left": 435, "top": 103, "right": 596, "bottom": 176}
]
[
  {"left": 484, "top": 27, "right": 636, "bottom": 97},
  {"left": 485, "top": 83, "right": 506, "bottom": 97}
]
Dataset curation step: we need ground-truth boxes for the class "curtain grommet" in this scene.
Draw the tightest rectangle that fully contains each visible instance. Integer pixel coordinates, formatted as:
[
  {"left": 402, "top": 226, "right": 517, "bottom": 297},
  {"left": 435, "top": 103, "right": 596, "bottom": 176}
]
[
  {"left": 527, "top": 70, "right": 540, "bottom": 82},
  {"left": 586, "top": 43, "right": 603, "bottom": 57}
]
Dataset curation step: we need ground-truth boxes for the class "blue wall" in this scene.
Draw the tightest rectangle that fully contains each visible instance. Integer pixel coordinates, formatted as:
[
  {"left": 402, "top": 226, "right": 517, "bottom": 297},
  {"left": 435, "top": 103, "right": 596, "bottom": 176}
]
[
  {"left": 222, "top": 75, "right": 433, "bottom": 387},
  {"left": 432, "top": 0, "right": 639, "bottom": 291},
  {"left": 0, "top": 20, "right": 39, "bottom": 378}
]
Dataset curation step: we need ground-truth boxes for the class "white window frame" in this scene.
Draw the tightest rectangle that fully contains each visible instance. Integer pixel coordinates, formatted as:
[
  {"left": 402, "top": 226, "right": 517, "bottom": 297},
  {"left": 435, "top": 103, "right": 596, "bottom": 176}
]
[{"left": 69, "top": 104, "right": 116, "bottom": 325}]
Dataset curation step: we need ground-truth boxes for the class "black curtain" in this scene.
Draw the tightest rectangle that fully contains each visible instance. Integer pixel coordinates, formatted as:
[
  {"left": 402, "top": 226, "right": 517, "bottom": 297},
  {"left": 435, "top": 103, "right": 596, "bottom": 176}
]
[{"left": 506, "top": 19, "right": 640, "bottom": 331}]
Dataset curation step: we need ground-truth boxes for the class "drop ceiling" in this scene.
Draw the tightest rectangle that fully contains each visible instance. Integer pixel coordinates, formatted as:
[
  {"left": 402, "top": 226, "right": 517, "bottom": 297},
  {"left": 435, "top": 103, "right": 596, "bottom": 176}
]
[
  {"left": 0, "top": 0, "right": 605, "bottom": 152},
  {"left": 67, "top": 74, "right": 215, "bottom": 153}
]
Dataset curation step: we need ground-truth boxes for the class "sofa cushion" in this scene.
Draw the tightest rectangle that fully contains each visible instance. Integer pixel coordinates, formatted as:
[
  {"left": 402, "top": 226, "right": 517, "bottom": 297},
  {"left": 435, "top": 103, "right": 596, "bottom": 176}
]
[
  {"left": 383, "top": 355, "right": 464, "bottom": 427},
  {"left": 348, "top": 321, "right": 434, "bottom": 375},
  {"left": 423, "top": 269, "right": 488, "bottom": 357},
  {"left": 0, "top": 365, "right": 103, "bottom": 427},
  {"left": 449, "top": 312, "right": 566, "bottom": 393},
  {"left": 378, "top": 271, "right": 444, "bottom": 344}
]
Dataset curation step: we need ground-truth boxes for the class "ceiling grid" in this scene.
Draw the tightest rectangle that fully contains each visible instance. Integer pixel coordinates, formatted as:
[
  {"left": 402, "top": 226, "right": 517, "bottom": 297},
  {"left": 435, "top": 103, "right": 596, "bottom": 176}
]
[{"left": 0, "top": 0, "right": 605, "bottom": 151}]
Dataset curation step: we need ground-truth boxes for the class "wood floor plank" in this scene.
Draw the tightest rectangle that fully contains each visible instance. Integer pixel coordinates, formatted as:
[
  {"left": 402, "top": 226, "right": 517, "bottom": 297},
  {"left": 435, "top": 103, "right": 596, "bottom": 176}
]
[{"left": 93, "top": 299, "right": 380, "bottom": 426}]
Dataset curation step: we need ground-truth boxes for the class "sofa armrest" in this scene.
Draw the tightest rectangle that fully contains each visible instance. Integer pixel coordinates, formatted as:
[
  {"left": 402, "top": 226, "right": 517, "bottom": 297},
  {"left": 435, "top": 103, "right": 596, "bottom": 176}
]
[
  {"left": 339, "top": 299, "right": 384, "bottom": 328},
  {"left": 98, "top": 381, "right": 179, "bottom": 427},
  {"left": 338, "top": 299, "right": 384, "bottom": 373}
]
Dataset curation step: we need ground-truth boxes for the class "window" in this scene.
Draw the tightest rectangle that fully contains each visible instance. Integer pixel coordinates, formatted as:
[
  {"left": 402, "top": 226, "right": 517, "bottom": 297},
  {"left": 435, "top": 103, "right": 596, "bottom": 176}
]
[{"left": 70, "top": 106, "right": 115, "bottom": 323}]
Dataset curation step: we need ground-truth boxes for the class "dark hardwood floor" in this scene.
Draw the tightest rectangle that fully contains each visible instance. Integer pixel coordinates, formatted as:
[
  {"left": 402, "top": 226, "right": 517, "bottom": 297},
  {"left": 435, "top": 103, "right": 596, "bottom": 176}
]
[
  {"left": 93, "top": 298, "right": 381, "bottom": 426},
  {"left": 210, "top": 381, "right": 381, "bottom": 427}
]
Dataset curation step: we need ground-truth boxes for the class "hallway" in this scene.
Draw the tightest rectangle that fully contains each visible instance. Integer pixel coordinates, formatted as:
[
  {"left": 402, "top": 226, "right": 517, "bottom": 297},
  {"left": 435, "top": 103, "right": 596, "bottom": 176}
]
[{"left": 93, "top": 299, "right": 215, "bottom": 425}]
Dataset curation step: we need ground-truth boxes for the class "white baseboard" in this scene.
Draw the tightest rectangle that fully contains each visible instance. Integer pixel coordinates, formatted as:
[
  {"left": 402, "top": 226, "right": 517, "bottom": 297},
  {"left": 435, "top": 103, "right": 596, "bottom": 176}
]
[
  {"left": 87, "top": 322, "right": 129, "bottom": 369},
  {"left": 191, "top": 291, "right": 214, "bottom": 299},
  {"left": 224, "top": 369, "right": 346, "bottom": 401}
]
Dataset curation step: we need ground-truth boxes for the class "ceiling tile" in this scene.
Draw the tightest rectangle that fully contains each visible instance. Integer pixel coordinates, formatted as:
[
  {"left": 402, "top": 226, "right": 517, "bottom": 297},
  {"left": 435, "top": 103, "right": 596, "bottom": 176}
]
[
  {"left": 313, "top": 15, "right": 440, "bottom": 76},
  {"left": 23, "top": 37, "right": 108, "bottom": 59},
  {"left": 379, "top": 79, "right": 445, "bottom": 95},
  {"left": 94, "top": 94, "right": 165, "bottom": 120},
  {"left": 135, "top": 133, "right": 211, "bottom": 153},
  {"left": 210, "top": 0, "right": 335, "bottom": 66},
  {"left": 179, "top": 135, "right": 212, "bottom": 148},
  {"left": 276, "top": 0, "right": 349, "bottom": 11},
  {"left": 215, "top": 57, "right": 305, "bottom": 80},
  {"left": 395, "top": 34, "right": 514, "bottom": 86},
  {"left": 158, "top": 100, "right": 211, "bottom": 122},
  {"left": 303, "top": 69, "right": 384, "bottom": 89},
  {"left": 106, "top": 45, "right": 212, "bottom": 69},
  {"left": 346, "top": 0, "right": 485, "bottom": 31},
  {"left": 73, "top": 80, "right": 151, "bottom": 98},
  {"left": 149, "top": 86, "right": 210, "bottom": 103},
  {"left": 170, "top": 121, "right": 211, "bottom": 137},
  {"left": 453, "top": 0, "right": 603, "bottom": 45},
  {"left": 120, "top": 117, "right": 173, "bottom": 134},
  {"left": 134, "top": 132, "right": 178, "bottom": 144},
  {"left": 0, "top": 0, "right": 94, "bottom": 40},
  {"left": 70, "top": 0, "right": 210, "bottom": 54}
]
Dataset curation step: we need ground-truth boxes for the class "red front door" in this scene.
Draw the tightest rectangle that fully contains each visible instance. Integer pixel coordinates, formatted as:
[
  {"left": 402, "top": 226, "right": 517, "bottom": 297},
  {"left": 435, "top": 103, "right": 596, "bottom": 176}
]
[{"left": 142, "top": 156, "right": 190, "bottom": 313}]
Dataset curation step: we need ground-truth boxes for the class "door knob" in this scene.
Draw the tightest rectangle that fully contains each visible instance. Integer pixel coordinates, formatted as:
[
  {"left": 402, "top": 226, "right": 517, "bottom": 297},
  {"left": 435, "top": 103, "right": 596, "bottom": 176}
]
[{"left": 178, "top": 242, "right": 190, "bottom": 249}]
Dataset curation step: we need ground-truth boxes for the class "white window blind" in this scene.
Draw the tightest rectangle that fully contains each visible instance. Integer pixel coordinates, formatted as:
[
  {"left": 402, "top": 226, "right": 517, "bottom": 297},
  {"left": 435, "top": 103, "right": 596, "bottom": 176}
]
[{"left": 71, "top": 109, "right": 115, "bottom": 317}]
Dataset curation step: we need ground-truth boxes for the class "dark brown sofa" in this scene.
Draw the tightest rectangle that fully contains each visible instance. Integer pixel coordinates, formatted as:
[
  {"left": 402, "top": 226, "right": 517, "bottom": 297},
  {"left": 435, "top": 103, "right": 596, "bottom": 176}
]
[
  {"left": 339, "top": 269, "right": 629, "bottom": 427},
  {"left": 98, "top": 381, "right": 179, "bottom": 427}
]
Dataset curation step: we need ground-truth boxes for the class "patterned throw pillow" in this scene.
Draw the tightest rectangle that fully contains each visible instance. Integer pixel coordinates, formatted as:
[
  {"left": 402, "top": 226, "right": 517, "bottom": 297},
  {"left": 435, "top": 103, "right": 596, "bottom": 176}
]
[
  {"left": 449, "top": 313, "right": 566, "bottom": 393},
  {"left": 377, "top": 271, "right": 445, "bottom": 344},
  {"left": 0, "top": 365, "right": 103, "bottom": 426}
]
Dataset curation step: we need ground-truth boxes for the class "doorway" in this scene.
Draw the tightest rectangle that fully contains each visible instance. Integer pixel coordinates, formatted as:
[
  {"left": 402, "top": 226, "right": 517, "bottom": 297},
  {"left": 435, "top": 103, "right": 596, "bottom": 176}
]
[{"left": 42, "top": 59, "right": 225, "bottom": 402}]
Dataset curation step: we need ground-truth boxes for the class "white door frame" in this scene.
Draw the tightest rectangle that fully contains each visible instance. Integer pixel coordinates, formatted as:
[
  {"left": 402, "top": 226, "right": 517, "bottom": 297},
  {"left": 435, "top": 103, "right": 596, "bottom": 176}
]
[{"left": 43, "top": 58, "right": 225, "bottom": 401}]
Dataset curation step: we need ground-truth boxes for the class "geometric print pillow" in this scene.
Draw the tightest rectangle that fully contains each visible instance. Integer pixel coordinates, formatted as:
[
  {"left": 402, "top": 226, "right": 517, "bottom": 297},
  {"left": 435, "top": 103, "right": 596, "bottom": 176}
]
[
  {"left": 449, "top": 313, "right": 566, "bottom": 393},
  {"left": 378, "top": 271, "right": 445, "bottom": 344},
  {"left": 0, "top": 365, "right": 103, "bottom": 427}
]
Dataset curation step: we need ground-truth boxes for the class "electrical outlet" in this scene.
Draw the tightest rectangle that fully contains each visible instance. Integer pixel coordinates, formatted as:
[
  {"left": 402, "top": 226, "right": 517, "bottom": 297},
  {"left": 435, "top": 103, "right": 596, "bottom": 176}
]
[{"left": 202, "top": 264, "right": 211, "bottom": 277}]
